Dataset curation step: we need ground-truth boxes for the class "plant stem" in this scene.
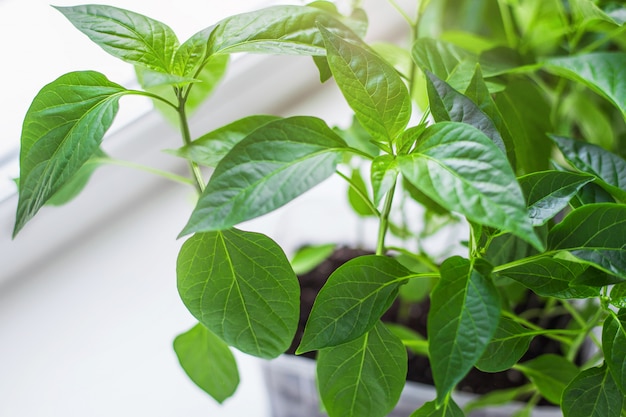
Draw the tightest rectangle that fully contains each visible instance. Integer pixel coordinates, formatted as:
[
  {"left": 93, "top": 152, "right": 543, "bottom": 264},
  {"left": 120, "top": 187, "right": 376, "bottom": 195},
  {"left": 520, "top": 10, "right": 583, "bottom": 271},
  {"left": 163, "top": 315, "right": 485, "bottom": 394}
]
[
  {"left": 175, "top": 89, "right": 206, "bottom": 194},
  {"left": 492, "top": 252, "right": 555, "bottom": 273},
  {"left": 497, "top": 0, "right": 517, "bottom": 49},
  {"left": 376, "top": 177, "right": 397, "bottom": 255},
  {"left": 502, "top": 310, "right": 573, "bottom": 345},
  {"left": 387, "top": 0, "right": 415, "bottom": 26}
]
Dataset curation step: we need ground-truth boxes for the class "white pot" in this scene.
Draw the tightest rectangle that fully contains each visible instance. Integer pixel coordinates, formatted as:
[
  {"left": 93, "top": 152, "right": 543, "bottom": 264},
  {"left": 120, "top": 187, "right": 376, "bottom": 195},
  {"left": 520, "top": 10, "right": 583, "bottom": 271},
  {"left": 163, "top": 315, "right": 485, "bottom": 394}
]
[{"left": 262, "top": 354, "right": 563, "bottom": 417}]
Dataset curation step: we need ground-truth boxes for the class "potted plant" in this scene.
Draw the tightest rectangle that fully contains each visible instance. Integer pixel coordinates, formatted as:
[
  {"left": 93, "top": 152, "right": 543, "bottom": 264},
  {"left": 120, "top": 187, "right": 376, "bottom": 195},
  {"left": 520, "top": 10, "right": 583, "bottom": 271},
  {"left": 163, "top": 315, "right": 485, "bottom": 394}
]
[{"left": 12, "top": 1, "right": 626, "bottom": 416}]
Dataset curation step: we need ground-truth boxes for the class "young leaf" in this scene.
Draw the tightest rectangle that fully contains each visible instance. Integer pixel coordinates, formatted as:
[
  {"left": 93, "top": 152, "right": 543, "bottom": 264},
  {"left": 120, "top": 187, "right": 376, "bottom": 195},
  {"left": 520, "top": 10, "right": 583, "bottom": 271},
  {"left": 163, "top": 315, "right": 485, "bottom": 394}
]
[
  {"left": 497, "top": 257, "right": 600, "bottom": 299},
  {"left": 317, "top": 321, "right": 407, "bottom": 417},
  {"left": 319, "top": 25, "right": 411, "bottom": 145},
  {"left": 180, "top": 116, "right": 347, "bottom": 235},
  {"left": 290, "top": 243, "right": 336, "bottom": 275},
  {"left": 347, "top": 168, "right": 376, "bottom": 216},
  {"left": 518, "top": 171, "right": 596, "bottom": 226},
  {"left": 476, "top": 317, "right": 534, "bottom": 372},
  {"left": 176, "top": 229, "right": 299, "bottom": 359},
  {"left": 547, "top": 203, "right": 626, "bottom": 279},
  {"left": 425, "top": 71, "right": 506, "bottom": 156},
  {"left": 14, "top": 71, "right": 127, "bottom": 236},
  {"left": 545, "top": 53, "right": 626, "bottom": 117},
  {"left": 371, "top": 155, "right": 399, "bottom": 206},
  {"left": 410, "top": 399, "right": 464, "bottom": 417},
  {"left": 412, "top": 38, "right": 477, "bottom": 89},
  {"left": 55, "top": 5, "right": 179, "bottom": 74},
  {"left": 602, "top": 310, "right": 626, "bottom": 394},
  {"left": 428, "top": 257, "right": 500, "bottom": 402},
  {"left": 171, "top": 115, "right": 280, "bottom": 167},
  {"left": 551, "top": 135, "right": 626, "bottom": 202},
  {"left": 562, "top": 364, "right": 624, "bottom": 417},
  {"left": 610, "top": 284, "right": 626, "bottom": 308},
  {"left": 173, "top": 323, "right": 239, "bottom": 403},
  {"left": 398, "top": 122, "right": 543, "bottom": 251},
  {"left": 517, "top": 354, "right": 579, "bottom": 405},
  {"left": 298, "top": 255, "right": 413, "bottom": 353}
]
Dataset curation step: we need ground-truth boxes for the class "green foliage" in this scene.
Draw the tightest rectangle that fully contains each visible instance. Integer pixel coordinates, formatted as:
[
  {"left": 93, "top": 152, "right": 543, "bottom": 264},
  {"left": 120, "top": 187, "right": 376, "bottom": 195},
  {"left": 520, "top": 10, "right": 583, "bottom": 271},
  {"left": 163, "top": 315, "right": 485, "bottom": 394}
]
[{"left": 13, "top": 1, "right": 626, "bottom": 415}]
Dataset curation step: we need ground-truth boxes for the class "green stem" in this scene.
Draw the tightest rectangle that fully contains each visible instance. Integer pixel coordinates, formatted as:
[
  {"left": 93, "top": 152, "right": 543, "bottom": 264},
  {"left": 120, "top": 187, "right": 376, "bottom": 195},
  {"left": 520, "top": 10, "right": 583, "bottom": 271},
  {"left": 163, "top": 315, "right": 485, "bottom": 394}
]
[
  {"left": 502, "top": 310, "right": 574, "bottom": 345},
  {"left": 93, "top": 157, "right": 195, "bottom": 186},
  {"left": 579, "top": 25, "right": 626, "bottom": 54},
  {"left": 376, "top": 177, "right": 397, "bottom": 255},
  {"left": 127, "top": 90, "right": 178, "bottom": 111},
  {"left": 497, "top": 0, "right": 517, "bottom": 49},
  {"left": 492, "top": 252, "right": 556, "bottom": 273},
  {"left": 385, "top": 246, "right": 440, "bottom": 273},
  {"left": 175, "top": 89, "right": 205, "bottom": 194},
  {"left": 335, "top": 170, "right": 380, "bottom": 216},
  {"left": 387, "top": 0, "right": 415, "bottom": 26}
]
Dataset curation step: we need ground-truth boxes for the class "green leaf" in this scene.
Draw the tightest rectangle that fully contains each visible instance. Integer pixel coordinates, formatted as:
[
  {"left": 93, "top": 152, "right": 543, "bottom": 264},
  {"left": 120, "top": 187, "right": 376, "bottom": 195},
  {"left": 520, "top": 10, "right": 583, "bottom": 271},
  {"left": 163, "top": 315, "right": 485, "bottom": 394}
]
[
  {"left": 176, "top": 229, "right": 299, "bottom": 359},
  {"left": 14, "top": 71, "right": 127, "bottom": 236},
  {"left": 46, "top": 149, "right": 107, "bottom": 206},
  {"left": 497, "top": 257, "right": 600, "bottom": 299},
  {"left": 412, "top": 38, "right": 477, "bottom": 90},
  {"left": 517, "top": 354, "right": 579, "bottom": 405},
  {"left": 428, "top": 257, "right": 500, "bottom": 402},
  {"left": 476, "top": 317, "right": 534, "bottom": 372},
  {"left": 494, "top": 78, "right": 552, "bottom": 174},
  {"left": 410, "top": 399, "right": 464, "bottom": 417},
  {"left": 290, "top": 243, "right": 336, "bottom": 276},
  {"left": 347, "top": 168, "right": 376, "bottom": 216},
  {"left": 317, "top": 321, "right": 407, "bottom": 417},
  {"left": 298, "top": 255, "right": 412, "bottom": 353},
  {"left": 180, "top": 116, "right": 347, "bottom": 235},
  {"left": 547, "top": 203, "right": 626, "bottom": 279},
  {"left": 207, "top": 5, "right": 358, "bottom": 56},
  {"left": 545, "top": 53, "right": 626, "bottom": 117},
  {"left": 519, "top": 171, "right": 596, "bottom": 226},
  {"left": 398, "top": 122, "right": 543, "bottom": 250},
  {"left": 172, "top": 115, "right": 280, "bottom": 167},
  {"left": 464, "top": 385, "right": 534, "bottom": 414},
  {"left": 319, "top": 25, "right": 411, "bottom": 145},
  {"left": 173, "top": 323, "right": 239, "bottom": 403},
  {"left": 551, "top": 135, "right": 626, "bottom": 202},
  {"left": 464, "top": 66, "right": 517, "bottom": 169},
  {"left": 570, "top": 0, "right": 622, "bottom": 29},
  {"left": 425, "top": 70, "right": 507, "bottom": 156},
  {"left": 562, "top": 364, "right": 624, "bottom": 417},
  {"left": 55, "top": 5, "right": 179, "bottom": 73},
  {"left": 610, "top": 284, "right": 626, "bottom": 308},
  {"left": 602, "top": 310, "right": 626, "bottom": 394},
  {"left": 371, "top": 155, "right": 399, "bottom": 206}
]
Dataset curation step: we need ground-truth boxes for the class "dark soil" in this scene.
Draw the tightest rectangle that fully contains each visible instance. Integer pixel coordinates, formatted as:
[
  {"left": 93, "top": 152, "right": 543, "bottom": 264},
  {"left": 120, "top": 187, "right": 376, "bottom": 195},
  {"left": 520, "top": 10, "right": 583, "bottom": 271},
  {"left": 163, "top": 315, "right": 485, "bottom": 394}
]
[{"left": 286, "top": 247, "right": 573, "bottom": 404}]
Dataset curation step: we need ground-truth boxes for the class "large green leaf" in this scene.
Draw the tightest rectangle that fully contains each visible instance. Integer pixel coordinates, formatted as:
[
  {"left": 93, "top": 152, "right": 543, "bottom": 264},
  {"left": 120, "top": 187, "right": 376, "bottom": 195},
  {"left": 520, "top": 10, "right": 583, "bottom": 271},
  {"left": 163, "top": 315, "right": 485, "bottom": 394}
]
[
  {"left": 297, "top": 255, "right": 413, "bottom": 353},
  {"left": 551, "top": 135, "right": 626, "bottom": 202},
  {"left": 173, "top": 323, "right": 239, "bottom": 403},
  {"left": 320, "top": 26, "right": 411, "bottom": 145},
  {"left": 180, "top": 116, "right": 347, "bottom": 235},
  {"left": 602, "top": 309, "right": 626, "bottom": 394},
  {"left": 55, "top": 5, "right": 179, "bottom": 73},
  {"left": 207, "top": 5, "right": 358, "bottom": 57},
  {"left": 425, "top": 71, "right": 506, "bottom": 156},
  {"left": 428, "top": 257, "right": 500, "bottom": 402},
  {"left": 176, "top": 229, "right": 299, "bottom": 359},
  {"left": 476, "top": 317, "right": 534, "bottom": 372},
  {"left": 172, "top": 115, "right": 280, "bottom": 167},
  {"left": 517, "top": 354, "right": 579, "bottom": 405},
  {"left": 398, "top": 122, "right": 543, "bottom": 250},
  {"left": 519, "top": 171, "right": 596, "bottom": 226},
  {"left": 497, "top": 257, "right": 600, "bottom": 299},
  {"left": 547, "top": 203, "right": 626, "bottom": 279},
  {"left": 14, "top": 71, "right": 127, "bottom": 236},
  {"left": 562, "top": 364, "right": 624, "bottom": 417},
  {"left": 494, "top": 78, "right": 552, "bottom": 174},
  {"left": 545, "top": 53, "right": 626, "bottom": 117},
  {"left": 410, "top": 399, "right": 464, "bottom": 417},
  {"left": 317, "top": 321, "right": 407, "bottom": 417}
]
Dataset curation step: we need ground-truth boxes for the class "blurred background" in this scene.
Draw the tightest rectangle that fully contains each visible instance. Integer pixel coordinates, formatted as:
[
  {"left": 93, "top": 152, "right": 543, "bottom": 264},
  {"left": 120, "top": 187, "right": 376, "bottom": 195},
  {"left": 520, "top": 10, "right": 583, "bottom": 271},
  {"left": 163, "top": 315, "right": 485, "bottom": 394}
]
[{"left": 0, "top": 1, "right": 415, "bottom": 416}]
